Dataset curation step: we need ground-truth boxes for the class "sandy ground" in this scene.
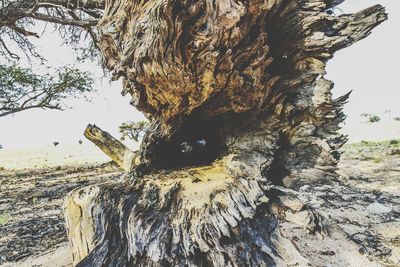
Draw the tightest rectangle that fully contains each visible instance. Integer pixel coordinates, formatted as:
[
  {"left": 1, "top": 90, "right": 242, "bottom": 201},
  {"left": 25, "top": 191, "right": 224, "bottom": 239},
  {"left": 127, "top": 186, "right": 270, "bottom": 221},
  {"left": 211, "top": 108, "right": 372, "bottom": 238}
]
[
  {"left": 0, "top": 139, "right": 399, "bottom": 266},
  {"left": 342, "top": 122, "right": 400, "bottom": 143},
  {"left": 281, "top": 141, "right": 400, "bottom": 266},
  {"left": 0, "top": 144, "right": 109, "bottom": 170}
]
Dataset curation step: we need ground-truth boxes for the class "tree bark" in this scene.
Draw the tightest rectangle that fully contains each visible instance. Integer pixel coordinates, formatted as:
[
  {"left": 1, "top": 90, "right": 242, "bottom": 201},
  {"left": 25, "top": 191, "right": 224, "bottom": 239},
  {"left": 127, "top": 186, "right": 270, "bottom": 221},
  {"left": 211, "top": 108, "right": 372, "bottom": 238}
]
[
  {"left": 65, "top": 0, "right": 387, "bottom": 266},
  {"left": 84, "top": 124, "right": 137, "bottom": 171}
]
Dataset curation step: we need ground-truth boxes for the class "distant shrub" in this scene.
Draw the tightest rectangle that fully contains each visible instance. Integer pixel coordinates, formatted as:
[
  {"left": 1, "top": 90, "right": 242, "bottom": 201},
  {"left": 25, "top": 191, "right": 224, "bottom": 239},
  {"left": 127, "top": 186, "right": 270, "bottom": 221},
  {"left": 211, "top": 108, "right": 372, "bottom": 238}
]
[
  {"left": 389, "top": 139, "right": 399, "bottom": 145},
  {"left": 394, "top": 117, "right": 400, "bottom": 122},
  {"left": 369, "top": 115, "right": 381, "bottom": 123},
  {"left": 360, "top": 113, "right": 381, "bottom": 123},
  {"left": 119, "top": 120, "right": 149, "bottom": 142},
  {"left": 359, "top": 140, "right": 382, "bottom": 147}
]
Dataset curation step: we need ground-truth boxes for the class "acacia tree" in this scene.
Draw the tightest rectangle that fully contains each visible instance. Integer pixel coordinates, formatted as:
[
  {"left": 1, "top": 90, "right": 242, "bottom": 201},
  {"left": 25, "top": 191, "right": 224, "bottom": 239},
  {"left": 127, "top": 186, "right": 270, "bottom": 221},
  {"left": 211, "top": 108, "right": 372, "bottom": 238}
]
[
  {"left": 1, "top": 0, "right": 388, "bottom": 266},
  {"left": 119, "top": 120, "right": 149, "bottom": 142},
  {"left": 0, "top": 0, "right": 101, "bottom": 116},
  {"left": 0, "top": 64, "right": 93, "bottom": 117}
]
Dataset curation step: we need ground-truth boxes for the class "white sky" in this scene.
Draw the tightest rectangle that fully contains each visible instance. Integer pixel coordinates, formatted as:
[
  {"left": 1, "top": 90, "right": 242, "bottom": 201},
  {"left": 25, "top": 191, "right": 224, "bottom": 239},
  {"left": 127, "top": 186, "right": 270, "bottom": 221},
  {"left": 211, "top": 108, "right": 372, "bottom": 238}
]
[
  {"left": 0, "top": 0, "right": 399, "bottom": 148},
  {"left": 328, "top": 0, "right": 400, "bottom": 125}
]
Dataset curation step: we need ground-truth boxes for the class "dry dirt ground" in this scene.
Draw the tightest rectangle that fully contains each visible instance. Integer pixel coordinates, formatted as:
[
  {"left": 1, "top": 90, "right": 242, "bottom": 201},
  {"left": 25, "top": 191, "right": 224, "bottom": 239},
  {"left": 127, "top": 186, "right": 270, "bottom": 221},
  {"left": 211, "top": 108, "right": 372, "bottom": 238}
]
[
  {"left": 280, "top": 141, "right": 400, "bottom": 266},
  {"left": 0, "top": 162, "right": 122, "bottom": 267},
  {"left": 0, "top": 141, "right": 399, "bottom": 266}
]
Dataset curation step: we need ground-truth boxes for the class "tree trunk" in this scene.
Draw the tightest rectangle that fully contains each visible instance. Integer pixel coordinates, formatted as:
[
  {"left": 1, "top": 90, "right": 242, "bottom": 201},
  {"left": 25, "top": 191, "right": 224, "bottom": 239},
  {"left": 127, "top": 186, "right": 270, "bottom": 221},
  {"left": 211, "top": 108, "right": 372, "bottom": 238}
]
[{"left": 65, "top": 0, "right": 387, "bottom": 266}]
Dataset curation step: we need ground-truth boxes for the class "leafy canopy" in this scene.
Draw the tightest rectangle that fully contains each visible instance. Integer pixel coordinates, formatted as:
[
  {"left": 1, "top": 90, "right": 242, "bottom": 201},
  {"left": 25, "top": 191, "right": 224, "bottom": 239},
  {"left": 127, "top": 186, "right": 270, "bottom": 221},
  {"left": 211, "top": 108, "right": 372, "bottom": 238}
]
[
  {"left": 0, "top": 0, "right": 105, "bottom": 116},
  {"left": 119, "top": 121, "right": 149, "bottom": 142},
  {"left": 0, "top": 64, "right": 93, "bottom": 117},
  {"left": 0, "top": 0, "right": 104, "bottom": 62}
]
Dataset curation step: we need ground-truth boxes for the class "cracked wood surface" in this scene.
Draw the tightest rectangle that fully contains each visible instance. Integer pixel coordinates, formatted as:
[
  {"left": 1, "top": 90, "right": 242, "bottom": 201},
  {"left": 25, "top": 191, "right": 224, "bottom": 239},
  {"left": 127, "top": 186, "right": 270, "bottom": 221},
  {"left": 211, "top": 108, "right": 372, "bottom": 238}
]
[
  {"left": 64, "top": 0, "right": 388, "bottom": 266},
  {"left": 84, "top": 124, "right": 138, "bottom": 171}
]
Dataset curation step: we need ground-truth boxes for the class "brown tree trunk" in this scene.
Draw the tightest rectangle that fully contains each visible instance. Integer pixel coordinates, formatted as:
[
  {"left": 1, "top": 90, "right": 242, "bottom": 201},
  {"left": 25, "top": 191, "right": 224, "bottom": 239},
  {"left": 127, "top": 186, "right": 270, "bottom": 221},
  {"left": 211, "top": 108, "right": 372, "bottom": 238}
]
[{"left": 65, "top": 0, "right": 387, "bottom": 266}]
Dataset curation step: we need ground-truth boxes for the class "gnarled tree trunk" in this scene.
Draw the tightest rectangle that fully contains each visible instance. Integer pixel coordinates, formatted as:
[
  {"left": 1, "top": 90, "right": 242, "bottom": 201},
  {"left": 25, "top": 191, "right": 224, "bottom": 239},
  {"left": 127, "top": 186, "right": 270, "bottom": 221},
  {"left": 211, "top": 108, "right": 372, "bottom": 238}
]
[{"left": 65, "top": 0, "right": 387, "bottom": 266}]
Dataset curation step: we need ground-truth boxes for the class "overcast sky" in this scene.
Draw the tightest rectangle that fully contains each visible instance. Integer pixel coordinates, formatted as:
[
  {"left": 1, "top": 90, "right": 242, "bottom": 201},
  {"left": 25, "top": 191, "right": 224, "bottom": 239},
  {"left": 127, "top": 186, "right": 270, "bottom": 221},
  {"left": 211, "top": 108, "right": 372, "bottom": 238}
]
[
  {"left": 328, "top": 0, "right": 400, "bottom": 124},
  {"left": 0, "top": 0, "right": 399, "bottom": 148}
]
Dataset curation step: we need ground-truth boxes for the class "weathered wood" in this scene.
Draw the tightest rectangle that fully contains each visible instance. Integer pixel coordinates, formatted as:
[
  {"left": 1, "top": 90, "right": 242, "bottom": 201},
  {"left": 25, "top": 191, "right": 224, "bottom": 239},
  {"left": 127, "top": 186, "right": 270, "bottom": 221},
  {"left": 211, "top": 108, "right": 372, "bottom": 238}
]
[
  {"left": 84, "top": 124, "right": 137, "bottom": 171},
  {"left": 65, "top": 0, "right": 387, "bottom": 266},
  {"left": 65, "top": 124, "right": 373, "bottom": 266},
  {"left": 66, "top": 125, "right": 308, "bottom": 266}
]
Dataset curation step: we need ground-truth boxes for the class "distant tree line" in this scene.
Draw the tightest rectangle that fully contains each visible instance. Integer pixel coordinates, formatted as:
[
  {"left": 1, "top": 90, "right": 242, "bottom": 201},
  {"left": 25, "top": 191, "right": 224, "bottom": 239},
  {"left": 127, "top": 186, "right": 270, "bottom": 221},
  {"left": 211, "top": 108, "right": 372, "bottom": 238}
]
[{"left": 361, "top": 113, "right": 400, "bottom": 123}]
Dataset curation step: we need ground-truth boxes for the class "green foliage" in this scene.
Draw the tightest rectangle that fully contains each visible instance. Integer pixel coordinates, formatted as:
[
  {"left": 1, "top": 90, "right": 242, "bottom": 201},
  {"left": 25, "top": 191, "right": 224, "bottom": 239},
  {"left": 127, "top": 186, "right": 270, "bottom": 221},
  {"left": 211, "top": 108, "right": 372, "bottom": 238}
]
[
  {"left": 369, "top": 115, "right": 381, "bottom": 123},
  {"left": 349, "top": 139, "right": 400, "bottom": 149},
  {"left": 360, "top": 113, "right": 381, "bottom": 123},
  {"left": 0, "top": 213, "right": 10, "bottom": 225},
  {"left": 0, "top": 64, "right": 94, "bottom": 117},
  {"left": 389, "top": 139, "right": 399, "bottom": 145},
  {"left": 394, "top": 117, "right": 400, "bottom": 122},
  {"left": 0, "top": 0, "right": 103, "bottom": 63},
  {"left": 0, "top": 1, "right": 102, "bottom": 117},
  {"left": 119, "top": 120, "right": 149, "bottom": 142}
]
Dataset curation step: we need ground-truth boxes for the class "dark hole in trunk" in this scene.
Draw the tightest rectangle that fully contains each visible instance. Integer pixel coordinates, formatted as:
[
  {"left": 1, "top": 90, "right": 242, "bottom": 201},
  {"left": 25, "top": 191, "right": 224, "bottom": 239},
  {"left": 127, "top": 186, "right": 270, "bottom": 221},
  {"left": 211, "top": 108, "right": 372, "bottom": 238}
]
[
  {"left": 156, "top": 115, "right": 227, "bottom": 170},
  {"left": 263, "top": 157, "right": 288, "bottom": 186}
]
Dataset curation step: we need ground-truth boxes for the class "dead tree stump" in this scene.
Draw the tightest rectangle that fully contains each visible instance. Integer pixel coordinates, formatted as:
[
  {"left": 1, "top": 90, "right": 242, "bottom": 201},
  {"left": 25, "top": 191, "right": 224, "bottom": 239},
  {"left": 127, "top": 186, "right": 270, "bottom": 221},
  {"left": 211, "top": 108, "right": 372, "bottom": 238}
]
[{"left": 65, "top": 0, "right": 387, "bottom": 266}]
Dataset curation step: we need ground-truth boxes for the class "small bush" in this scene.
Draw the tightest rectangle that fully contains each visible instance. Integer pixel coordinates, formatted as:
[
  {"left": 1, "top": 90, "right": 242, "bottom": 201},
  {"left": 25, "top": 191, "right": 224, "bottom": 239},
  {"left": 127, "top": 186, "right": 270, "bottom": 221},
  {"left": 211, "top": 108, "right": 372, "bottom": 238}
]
[
  {"left": 369, "top": 115, "right": 381, "bottom": 123},
  {"left": 360, "top": 113, "right": 381, "bottom": 123},
  {"left": 389, "top": 139, "right": 399, "bottom": 145}
]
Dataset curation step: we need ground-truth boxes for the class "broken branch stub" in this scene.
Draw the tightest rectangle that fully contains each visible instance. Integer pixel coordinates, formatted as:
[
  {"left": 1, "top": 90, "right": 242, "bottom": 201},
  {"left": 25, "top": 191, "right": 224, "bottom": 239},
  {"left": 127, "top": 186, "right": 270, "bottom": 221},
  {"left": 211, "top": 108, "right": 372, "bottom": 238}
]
[{"left": 84, "top": 124, "right": 136, "bottom": 171}]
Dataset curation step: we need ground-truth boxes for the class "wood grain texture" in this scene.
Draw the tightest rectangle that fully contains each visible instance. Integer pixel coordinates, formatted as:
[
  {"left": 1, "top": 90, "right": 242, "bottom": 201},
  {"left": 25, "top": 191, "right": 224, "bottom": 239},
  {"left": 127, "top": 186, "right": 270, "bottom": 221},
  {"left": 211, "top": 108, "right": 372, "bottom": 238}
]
[
  {"left": 65, "top": 0, "right": 387, "bottom": 266},
  {"left": 84, "top": 124, "right": 137, "bottom": 171}
]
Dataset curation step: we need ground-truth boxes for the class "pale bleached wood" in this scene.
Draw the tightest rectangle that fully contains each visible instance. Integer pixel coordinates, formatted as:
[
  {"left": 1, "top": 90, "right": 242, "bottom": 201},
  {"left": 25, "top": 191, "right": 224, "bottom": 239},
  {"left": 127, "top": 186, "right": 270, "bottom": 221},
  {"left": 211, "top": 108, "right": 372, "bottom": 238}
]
[{"left": 84, "top": 124, "right": 137, "bottom": 171}]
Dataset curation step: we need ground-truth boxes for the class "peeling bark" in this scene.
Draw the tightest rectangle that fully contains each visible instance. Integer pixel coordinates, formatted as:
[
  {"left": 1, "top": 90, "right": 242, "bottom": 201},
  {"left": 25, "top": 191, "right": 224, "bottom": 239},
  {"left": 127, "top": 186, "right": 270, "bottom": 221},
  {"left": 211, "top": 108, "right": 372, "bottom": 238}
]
[{"left": 65, "top": 0, "right": 387, "bottom": 266}]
